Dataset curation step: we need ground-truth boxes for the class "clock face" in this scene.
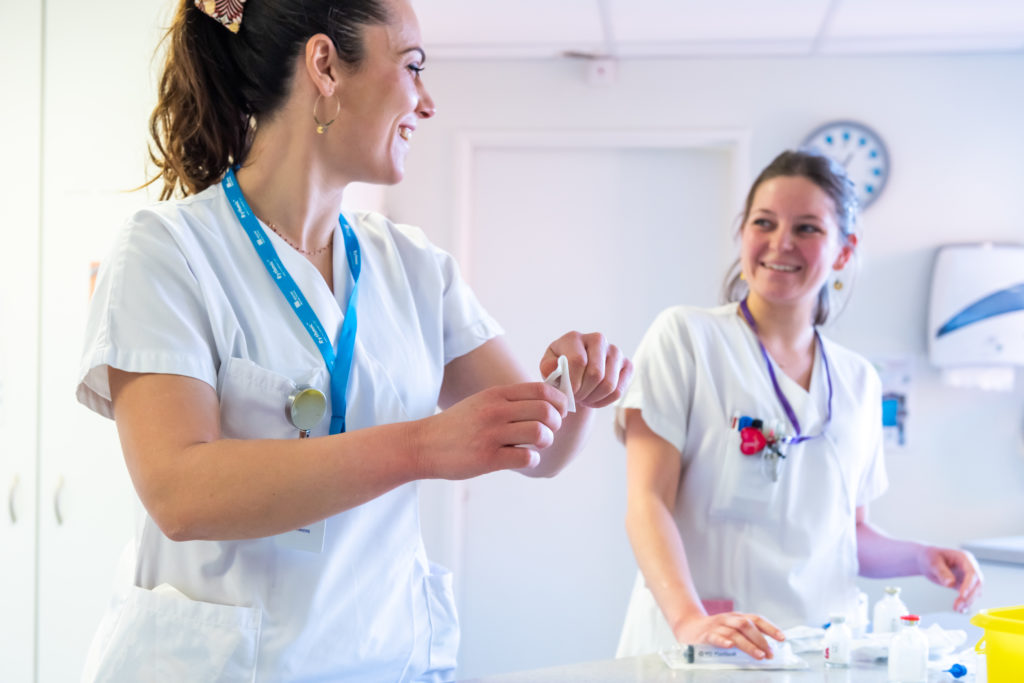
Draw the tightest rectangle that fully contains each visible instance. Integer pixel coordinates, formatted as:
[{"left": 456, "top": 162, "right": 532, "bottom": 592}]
[{"left": 802, "top": 121, "right": 889, "bottom": 209}]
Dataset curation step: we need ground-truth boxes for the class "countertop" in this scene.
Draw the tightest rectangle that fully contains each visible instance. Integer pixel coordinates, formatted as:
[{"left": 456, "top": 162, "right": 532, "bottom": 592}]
[
  {"left": 460, "top": 613, "right": 980, "bottom": 682},
  {"left": 962, "top": 535, "right": 1024, "bottom": 566},
  {"left": 460, "top": 654, "right": 902, "bottom": 682}
]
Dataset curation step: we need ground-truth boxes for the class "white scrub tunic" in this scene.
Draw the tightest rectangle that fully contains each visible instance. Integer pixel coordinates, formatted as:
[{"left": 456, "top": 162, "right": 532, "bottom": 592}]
[
  {"left": 615, "top": 304, "right": 888, "bottom": 656},
  {"left": 77, "top": 182, "right": 502, "bottom": 681}
]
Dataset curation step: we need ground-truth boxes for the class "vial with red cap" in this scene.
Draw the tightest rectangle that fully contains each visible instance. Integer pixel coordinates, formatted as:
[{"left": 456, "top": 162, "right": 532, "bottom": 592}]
[{"left": 887, "top": 614, "right": 928, "bottom": 682}]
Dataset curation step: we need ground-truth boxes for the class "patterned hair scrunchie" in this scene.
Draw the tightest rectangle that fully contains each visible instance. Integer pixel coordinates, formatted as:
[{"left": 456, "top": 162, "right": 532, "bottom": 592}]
[{"left": 195, "top": 0, "right": 247, "bottom": 33}]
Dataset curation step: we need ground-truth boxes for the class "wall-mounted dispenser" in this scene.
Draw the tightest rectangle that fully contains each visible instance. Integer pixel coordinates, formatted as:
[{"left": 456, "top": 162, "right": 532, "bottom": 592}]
[{"left": 928, "top": 243, "right": 1024, "bottom": 390}]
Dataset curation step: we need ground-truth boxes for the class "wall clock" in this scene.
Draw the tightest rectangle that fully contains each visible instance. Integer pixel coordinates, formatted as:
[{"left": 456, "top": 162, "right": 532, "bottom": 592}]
[{"left": 802, "top": 120, "right": 890, "bottom": 210}]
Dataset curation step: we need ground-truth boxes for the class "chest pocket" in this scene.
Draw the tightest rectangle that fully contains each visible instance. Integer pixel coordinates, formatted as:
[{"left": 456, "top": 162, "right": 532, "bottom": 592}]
[
  {"left": 219, "top": 357, "right": 326, "bottom": 440},
  {"left": 707, "top": 423, "right": 782, "bottom": 522}
]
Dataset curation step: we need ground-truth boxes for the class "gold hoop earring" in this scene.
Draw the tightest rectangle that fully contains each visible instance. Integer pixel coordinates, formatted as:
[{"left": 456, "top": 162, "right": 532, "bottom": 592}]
[{"left": 313, "top": 94, "right": 341, "bottom": 134}]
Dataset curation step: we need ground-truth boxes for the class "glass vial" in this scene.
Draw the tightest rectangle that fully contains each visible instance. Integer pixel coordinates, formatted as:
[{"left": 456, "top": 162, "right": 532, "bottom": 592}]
[
  {"left": 824, "top": 615, "right": 852, "bottom": 668},
  {"left": 888, "top": 614, "right": 928, "bottom": 683},
  {"left": 851, "top": 591, "right": 869, "bottom": 637},
  {"left": 873, "top": 586, "right": 909, "bottom": 634}
]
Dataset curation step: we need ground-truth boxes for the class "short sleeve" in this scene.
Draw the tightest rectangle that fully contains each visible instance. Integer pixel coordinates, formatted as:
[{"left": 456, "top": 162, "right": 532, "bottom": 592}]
[
  {"left": 614, "top": 307, "right": 695, "bottom": 453},
  {"left": 77, "top": 212, "right": 218, "bottom": 419},
  {"left": 855, "top": 367, "right": 889, "bottom": 506},
  {"left": 433, "top": 245, "right": 503, "bottom": 364}
]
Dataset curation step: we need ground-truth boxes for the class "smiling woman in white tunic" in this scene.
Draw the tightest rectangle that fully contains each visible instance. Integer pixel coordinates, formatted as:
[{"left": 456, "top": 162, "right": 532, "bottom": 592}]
[
  {"left": 76, "top": 1, "right": 632, "bottom": 680},
  {"left": 616, "top": 150, "right": 982, "bottom": 662}
]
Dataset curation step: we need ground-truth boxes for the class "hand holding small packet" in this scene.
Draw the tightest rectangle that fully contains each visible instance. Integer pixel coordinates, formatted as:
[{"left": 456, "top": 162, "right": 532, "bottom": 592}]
[{"left": 543, "top": 354, "right": 576, "bottom": 413}]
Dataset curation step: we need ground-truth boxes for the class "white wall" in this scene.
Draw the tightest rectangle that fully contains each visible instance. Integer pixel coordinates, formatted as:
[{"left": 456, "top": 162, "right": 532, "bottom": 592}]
[{"left": 392, "top": 52, "right": 1024, "bottom": 669}]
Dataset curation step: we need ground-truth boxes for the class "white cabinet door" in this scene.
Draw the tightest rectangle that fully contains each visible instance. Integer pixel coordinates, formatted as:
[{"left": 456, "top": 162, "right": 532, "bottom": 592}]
[
  {"left": 0, "top": 1, "right": 43, "bottom": 681},
  {"left": 35, "top": 1, "right": 167, "bottom": 680}
]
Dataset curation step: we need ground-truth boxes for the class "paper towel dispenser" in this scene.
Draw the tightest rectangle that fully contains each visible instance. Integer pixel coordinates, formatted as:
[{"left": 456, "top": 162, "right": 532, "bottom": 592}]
[{"left": 928, "top": 243, "right": 1024, "bottom": 389}]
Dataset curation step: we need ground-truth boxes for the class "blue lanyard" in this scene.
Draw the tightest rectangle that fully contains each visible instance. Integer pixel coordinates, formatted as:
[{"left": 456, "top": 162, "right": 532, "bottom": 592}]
[
  {"left": 739, "top": 299, "right": 833, "bottom": 444},
  {"left": 222, "top": 168, "right": 361, "bottom": 434}
]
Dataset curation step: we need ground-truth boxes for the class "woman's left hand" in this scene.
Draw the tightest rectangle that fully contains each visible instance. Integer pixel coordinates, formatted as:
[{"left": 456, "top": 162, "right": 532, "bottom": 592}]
[
  {"left": 918, "top": 546, "right": 984, "bottom": 613},
  {"left": 541, "top": 331, "right": 633, "bottom": 409}
]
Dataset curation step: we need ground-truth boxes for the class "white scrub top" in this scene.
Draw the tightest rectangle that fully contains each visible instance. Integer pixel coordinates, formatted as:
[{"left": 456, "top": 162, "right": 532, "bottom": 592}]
[
  {"left": 77, "top": 182, "right": 502, "bottom": 681},
  {"left": 615, "top": 304, "right": 888, "bottom": 657}
]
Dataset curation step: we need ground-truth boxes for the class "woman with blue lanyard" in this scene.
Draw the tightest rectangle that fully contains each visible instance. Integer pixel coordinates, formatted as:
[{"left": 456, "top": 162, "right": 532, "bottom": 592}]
[
  {"left": 615, "top": 150, "right": 981, "bottom": 661},
  {"left": 76, "top": 0, "right": 632, "bottom": 680}
]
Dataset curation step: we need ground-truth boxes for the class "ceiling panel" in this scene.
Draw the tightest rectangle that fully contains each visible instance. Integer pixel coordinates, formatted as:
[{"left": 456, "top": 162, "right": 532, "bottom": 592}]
[
  {"left": 827, "top": 0, "right": 1024, "bottom": 39},
  {"left": 606, "top": 0, "right": 832, "bottom": 44},
  {"left": 417, "top": 0, "right": 605, "bottom": 58},
  {"left": 414, "top": 0, "right": 1024, "bottom": 60},
  {"left": 824, "top": 0, "right": 1024, "bottom": 53}
]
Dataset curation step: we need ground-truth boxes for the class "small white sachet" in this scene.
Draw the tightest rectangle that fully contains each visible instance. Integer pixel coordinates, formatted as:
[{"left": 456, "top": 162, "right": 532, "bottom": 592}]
[
  {"left": 782, "top": 625, "right": 827, "bottom": 654},
  {"left": 514, "top": 355, "right": 577, "bottom": 462},
  {"left": 543, "top": 354, "right": 576, "bottom": 413}
]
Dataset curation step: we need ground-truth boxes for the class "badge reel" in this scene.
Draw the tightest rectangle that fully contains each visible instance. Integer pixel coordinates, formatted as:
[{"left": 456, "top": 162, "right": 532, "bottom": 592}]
[
  {"left": 761, "top": 439, "right": 788, "bottom": 483},
  {"left": 755, "top": 421, "right": 789, "bottom": 484},
  {"left": 287, "top": 386, "right": 327, "bottom": 438},
  {"left": 736, "top": 417, "right": 788, "bottom": 483}
]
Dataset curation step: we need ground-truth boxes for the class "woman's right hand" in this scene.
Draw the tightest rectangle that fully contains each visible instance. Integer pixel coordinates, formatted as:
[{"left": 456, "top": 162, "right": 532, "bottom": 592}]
[
  {"left": 673, "top": 612, "right": 786, "bottom": 660},
  {"left": 415, "top": 382, "right": 568, "bottom": 480}
]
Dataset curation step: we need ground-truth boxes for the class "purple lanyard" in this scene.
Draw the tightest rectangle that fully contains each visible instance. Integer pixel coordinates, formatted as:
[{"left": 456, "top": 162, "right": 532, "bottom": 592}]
[{"left": 739, "top": 299, "right": 833, "bottom": 444}]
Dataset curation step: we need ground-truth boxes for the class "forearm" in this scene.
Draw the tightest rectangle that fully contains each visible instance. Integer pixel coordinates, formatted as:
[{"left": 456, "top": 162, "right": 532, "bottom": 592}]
[
  {"left": 519, "top": 405, "right": 596, "bottom": 478},
  {"left": 135, "top": 420, "right": 421, "bottom": 542},
  {"left": 627, "top": 494, "right": 706, "bottom": 633},
  {"left": 856, "top": 520, "right": 926, "bottom": 578}
]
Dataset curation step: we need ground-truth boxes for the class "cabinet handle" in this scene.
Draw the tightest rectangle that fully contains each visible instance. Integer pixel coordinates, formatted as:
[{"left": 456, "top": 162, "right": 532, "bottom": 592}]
[
  {"left": 54, "top": 476, "right": 65, "bottom": 526},
  {"left": 7, "top": 475, "right": 18, "bottom": 524}
]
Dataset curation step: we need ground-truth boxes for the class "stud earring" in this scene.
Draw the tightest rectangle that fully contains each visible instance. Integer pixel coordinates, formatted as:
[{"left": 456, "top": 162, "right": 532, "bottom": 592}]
[
  {"left": 313, "top": 94, "right": 341, "bottom": 134},
  {"left": 833, "top": 279, "right": 844, "bottom": 291}
]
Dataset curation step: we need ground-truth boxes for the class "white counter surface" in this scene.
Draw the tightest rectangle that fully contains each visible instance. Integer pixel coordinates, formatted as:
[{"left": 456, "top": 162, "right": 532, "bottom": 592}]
[
  {"left": 460, "top": 654, "right": 898, "bottom": 682},
  {"left": 460, "top": 613, "right": 981, "bottom": 683},
  {"left": 962, "top": 535, "right": 1024, "bottom": 566}
]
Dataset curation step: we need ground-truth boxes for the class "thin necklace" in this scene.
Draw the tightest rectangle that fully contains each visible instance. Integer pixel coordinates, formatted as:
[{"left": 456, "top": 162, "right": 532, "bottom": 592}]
[{"left": 266, "top": 222, "right": 334, "bottom": 256}]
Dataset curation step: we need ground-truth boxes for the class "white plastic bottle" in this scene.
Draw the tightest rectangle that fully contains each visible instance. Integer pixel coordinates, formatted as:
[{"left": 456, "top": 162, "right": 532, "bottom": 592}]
[
  {"left": 873, "top": 586, "right": 909, "bottom": 634},
  {"left": 824, "top": 615, "right": 852, "bottom": 668},
  {"left": 887, "top": 614, "right": 928, "bottom": 683}
]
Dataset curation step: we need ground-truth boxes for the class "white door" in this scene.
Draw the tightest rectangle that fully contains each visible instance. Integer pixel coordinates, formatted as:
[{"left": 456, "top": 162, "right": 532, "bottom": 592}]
[
  {"left": 35, "top": 1, "right": 166, "bottom": 679},
  {"left": 451, "top": 141, "right": 739, "bottom": 678},
  {"left": 0, "top": 1, "right": 43, "bottom": 680}
]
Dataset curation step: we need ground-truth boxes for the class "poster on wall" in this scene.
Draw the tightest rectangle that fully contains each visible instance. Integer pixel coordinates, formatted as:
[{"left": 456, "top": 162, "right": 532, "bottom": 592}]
[{"left": 873, "top": 357, "right": 913, "bottom": 450}]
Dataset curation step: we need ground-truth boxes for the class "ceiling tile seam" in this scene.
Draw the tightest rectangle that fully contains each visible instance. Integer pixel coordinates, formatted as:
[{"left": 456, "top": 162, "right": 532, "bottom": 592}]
[{"left": 811, "top": 0, "right": 843, "bottom": 56}]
